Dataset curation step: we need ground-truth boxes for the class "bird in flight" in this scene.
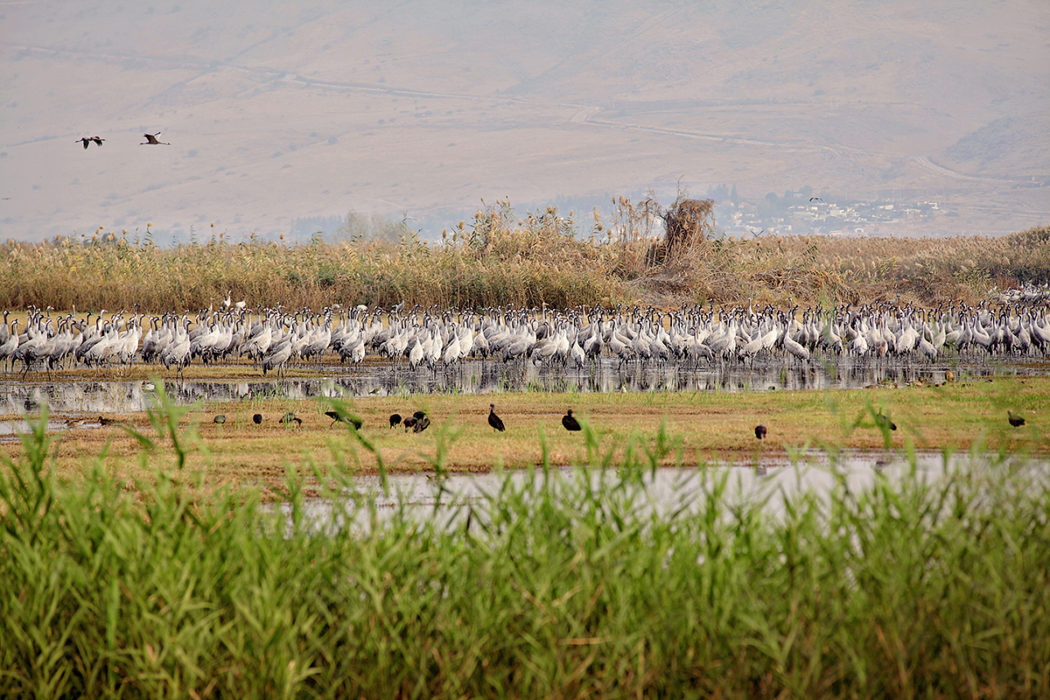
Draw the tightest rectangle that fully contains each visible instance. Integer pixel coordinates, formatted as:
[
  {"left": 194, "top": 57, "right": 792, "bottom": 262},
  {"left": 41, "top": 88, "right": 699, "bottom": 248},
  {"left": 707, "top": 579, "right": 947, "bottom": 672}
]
[
  {"left": 77, "top": 136, "right": 105, "bottom": 149},
  {"left": 809, "top": 196, "right": 822, "bottom": 202},
  {"left": 141, "top": 132, "right": 171, "bottom": 145}
]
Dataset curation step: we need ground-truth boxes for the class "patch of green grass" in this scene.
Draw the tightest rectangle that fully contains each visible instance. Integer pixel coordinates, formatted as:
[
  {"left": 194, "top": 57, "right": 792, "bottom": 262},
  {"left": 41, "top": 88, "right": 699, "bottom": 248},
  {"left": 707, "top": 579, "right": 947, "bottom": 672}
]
[
  {"left": 10, "top": 376, "right": 1048, "bottom": 495},
  {"left": 1, "top": 394, "right": 1048, "bottom": 697}
]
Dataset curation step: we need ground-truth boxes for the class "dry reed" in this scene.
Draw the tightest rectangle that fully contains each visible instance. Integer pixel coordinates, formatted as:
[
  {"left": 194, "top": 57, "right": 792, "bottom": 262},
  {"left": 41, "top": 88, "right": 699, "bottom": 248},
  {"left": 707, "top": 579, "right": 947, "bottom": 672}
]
[{"left": 2, "top": 204, "right": 1047, "bottom": 311}]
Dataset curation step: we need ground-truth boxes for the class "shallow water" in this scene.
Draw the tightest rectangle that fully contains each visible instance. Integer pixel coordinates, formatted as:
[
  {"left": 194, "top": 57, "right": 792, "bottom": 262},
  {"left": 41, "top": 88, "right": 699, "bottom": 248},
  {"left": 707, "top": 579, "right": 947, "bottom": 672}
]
[
  {"left": 1, "top": 357, "right": 1029, "bottom": 416},
  {"left": 0, "top": 418, "right": 72, "bottom": 436},
  {"left": 275, "top": 451, "right": 1050, "bottom": 535}
]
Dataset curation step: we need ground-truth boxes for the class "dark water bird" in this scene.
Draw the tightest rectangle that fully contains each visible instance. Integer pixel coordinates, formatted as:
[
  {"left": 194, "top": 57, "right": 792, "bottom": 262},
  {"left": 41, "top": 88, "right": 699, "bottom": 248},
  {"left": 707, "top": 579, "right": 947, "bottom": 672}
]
[
  {"left": 1008, "top": 410, "right": 1026, "bottom": 427},
  {"left": 77, "top": 136, "right": 105, "bottom": 149},
  {"left": 141, "top": 132, "right": 171, "bottom": 145},
  {"left": 875, "top": 410, "right": 897, "bottom": 431},
  {"left": 97, "top": 416, "right": 115, "bottom": 426},
  {"left": 754, "top": 424, "right": 767, "bottom": 440},
  {"left": 389, "top": 413, "right": 402, "bottom": 428},
  {"left": 252, "top": 413, "right": 263, "bottom": 424},
  {"left": 488, "top": 404, "right": 505, "bottom": 432},
  {"left": 402, "top": 410, "right": 430, "bottom": 432},
  {"left": 213, "top": 414, "right": 226, "bottom": 424},
  {"left": 325, "top": 410, "right": 362, "bottom": 429},
  {"left": 562, "top": 409, "right": 581, "bottom": 432},
  {"left": 281, "top": 411, "right": 302, "bottom": 427}
]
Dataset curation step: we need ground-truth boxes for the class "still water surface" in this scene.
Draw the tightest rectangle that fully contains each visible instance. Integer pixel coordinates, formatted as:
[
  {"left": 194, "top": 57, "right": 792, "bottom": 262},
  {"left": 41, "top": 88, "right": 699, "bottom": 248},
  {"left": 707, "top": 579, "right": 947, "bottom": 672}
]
[
  {"left": 2, "top": 357, "right": 1028, "bottom": 417},
  {"left": 276, "top": 452, "right": 1048, "bottom": 535}
]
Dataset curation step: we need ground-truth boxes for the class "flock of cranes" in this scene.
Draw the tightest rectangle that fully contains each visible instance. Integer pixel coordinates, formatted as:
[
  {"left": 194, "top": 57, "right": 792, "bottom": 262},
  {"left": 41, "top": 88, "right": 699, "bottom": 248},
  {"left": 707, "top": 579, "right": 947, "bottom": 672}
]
[{"left": 2, "top": 301, "right": 1049, "bottom": 380}]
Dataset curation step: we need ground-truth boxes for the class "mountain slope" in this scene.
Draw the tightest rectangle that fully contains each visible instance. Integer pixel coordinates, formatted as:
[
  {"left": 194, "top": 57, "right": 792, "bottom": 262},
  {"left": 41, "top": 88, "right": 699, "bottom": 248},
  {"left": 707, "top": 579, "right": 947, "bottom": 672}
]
[{"left": 1, "top": 0, "right": 1047, "bottom": 241}]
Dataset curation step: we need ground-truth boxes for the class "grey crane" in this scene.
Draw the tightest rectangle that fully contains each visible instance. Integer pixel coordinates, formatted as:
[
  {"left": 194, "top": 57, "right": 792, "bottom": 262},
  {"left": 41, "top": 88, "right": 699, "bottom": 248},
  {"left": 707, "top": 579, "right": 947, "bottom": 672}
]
[{"left": 141, "top": 132, "right": 171, "bottom": 145}]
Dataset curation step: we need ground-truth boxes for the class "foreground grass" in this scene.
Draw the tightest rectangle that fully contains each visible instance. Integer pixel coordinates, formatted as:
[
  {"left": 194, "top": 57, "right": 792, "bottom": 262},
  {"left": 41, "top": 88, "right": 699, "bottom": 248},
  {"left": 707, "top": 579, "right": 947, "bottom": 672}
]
[
  {"left": 1, "top": 396, "right": 1048, "bottom": 697},
  {"left": 3, "top": 202, "right": 1047, "bottom": 309},
  {"left": 12, "top": 375, "right": 1047, "bottom": 496}
]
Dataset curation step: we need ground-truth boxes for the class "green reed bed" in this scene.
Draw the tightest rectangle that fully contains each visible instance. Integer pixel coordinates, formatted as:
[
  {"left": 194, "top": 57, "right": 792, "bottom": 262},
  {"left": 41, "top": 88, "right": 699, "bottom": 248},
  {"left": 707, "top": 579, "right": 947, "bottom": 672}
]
[{"left": 2, "top": 401, "right": 1048, "bottom": 698}]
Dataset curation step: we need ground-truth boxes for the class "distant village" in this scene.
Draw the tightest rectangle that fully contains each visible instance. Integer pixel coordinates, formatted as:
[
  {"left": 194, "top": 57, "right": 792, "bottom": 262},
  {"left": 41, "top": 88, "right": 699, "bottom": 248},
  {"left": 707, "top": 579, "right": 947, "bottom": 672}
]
[
  {"left": 283, "top": 187, "right": 950, "bottom": 244},
  {"left": 715, "top": 187, "right": 945, "bottom": 238}
]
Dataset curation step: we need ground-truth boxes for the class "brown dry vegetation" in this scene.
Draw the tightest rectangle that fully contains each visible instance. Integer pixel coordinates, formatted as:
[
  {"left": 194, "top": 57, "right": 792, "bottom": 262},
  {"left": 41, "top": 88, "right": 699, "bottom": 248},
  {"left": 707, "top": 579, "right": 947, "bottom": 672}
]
[{"left": 2, "top": 199, "right": 1048, "bottom": 312}]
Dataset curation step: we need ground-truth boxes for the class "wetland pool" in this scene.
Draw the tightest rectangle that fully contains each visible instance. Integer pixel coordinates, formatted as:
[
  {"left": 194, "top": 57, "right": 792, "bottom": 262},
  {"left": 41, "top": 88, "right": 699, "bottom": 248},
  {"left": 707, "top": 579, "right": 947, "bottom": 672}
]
[
  {"left": 2, "top": 357, "right": 1033, "bottom": 418},
  {"left": 274, "top": 451, "right": 1050, "bottom": 535}
]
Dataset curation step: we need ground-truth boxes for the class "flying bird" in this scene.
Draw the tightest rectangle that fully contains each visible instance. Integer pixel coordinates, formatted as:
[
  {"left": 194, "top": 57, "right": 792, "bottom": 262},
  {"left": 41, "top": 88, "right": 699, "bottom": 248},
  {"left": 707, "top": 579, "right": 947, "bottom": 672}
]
[
  {"left": 809, "top": 196, "right": 822, "bottom": 202},
  {"left": 562, "top": 409, "right": 581, "bottom": 432},
  {"left": 141, "top": 132, "right": 171, "bottom": 145},
  {"left": 77, "top": 136, "right": 105, "bottom": 149}
]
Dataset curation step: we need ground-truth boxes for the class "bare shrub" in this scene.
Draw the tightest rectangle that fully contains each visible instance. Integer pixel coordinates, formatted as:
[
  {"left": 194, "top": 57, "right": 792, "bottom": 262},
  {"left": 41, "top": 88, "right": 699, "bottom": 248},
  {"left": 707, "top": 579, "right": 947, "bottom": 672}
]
[
  {"left": 603, "top": 196, "right": 662, "bottom": 279},
  {"left": 661, "top": 197, "right": 715, "bottom": 261}
]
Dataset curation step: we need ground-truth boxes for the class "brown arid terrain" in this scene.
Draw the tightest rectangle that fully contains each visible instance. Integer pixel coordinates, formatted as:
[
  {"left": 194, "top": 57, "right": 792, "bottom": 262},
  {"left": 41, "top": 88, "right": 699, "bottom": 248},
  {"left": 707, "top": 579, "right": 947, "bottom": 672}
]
[{"left": 2, "top": 1, "right": 1048, "bottom": 242}]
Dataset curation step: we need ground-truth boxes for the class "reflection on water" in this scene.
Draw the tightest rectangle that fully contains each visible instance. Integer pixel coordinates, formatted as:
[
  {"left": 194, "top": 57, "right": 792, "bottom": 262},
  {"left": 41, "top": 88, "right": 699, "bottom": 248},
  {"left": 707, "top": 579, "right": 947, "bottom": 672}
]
[{"left": 0, "top": 357, "right": 1028, "bottom": 415}]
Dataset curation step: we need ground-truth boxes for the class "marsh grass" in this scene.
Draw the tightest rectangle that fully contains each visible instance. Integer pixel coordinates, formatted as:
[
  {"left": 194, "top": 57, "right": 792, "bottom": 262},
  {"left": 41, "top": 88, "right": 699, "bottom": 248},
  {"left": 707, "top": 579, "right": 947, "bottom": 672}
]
[
  {"left": 3, "top": 203, "right": 1047, "bottom": 310},
  {"left": 10, "top": 376, "right": 1048, "bottom": 495},
  {"left": 2, "top": 392, "right": 1048, "bottom": 697}
]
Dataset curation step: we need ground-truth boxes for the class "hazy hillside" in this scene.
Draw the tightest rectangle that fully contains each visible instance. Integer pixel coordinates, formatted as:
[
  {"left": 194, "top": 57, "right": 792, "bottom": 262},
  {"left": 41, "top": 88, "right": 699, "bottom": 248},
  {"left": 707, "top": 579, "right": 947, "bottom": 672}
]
[{"left": 1, "top": 0, "right": 1047, "bottom": 242}]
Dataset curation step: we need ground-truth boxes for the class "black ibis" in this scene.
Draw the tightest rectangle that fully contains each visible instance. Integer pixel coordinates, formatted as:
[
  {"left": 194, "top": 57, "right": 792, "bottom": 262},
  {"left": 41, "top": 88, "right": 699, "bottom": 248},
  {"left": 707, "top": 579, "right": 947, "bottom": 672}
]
[
  {"left": 488, "top": 404, "right": 505, "bottom": 432},
  {"left": 562, "top": 409, "right": 581, "bottom": 431}
]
